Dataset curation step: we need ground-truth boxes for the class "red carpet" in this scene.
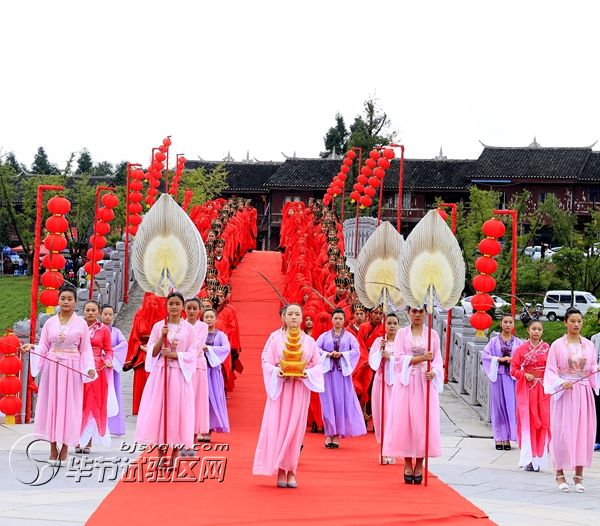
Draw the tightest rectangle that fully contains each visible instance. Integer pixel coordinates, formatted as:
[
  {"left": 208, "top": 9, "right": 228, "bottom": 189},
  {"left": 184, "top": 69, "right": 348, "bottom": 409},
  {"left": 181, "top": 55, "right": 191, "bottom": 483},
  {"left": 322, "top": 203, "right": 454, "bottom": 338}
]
[{"left": 87, "top": 251, "right": 492, "bottom": 525}]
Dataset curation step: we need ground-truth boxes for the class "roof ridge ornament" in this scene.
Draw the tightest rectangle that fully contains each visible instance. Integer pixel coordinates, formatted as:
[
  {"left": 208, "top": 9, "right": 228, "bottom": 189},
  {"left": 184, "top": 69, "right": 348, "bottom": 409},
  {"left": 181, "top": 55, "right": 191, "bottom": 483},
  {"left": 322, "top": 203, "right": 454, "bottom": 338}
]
[
  {"left": 528, "top": 136, "right": 541, "bottom": 148},
  {"left": 434, "top": 146, "right": 447, "bottom": 161}
]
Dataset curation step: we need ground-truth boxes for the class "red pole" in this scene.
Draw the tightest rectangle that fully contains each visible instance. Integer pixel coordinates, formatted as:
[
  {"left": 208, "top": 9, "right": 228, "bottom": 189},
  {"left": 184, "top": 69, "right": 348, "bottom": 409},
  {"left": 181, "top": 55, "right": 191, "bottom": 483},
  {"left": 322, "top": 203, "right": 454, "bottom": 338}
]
[
  {"left": 89, "top": 186, "right": 114, "bottom": 300},
  {"left": 494, "top": 209, "right": 518, "bottom": 321},
  {"left": 439, "top": 203, "right": 457, "bottom": 384},
  {"left": 27, "top": 184, "right": 64, "bottom": 422},
  {"left": 397, "top": 145, "right": 405, "bottom": 233},
  {"left": 424, "top": 311, "right": 433, "bottom": 486},
  {"left": 380, "top": 349, "right": 386, "bottom": 465}
]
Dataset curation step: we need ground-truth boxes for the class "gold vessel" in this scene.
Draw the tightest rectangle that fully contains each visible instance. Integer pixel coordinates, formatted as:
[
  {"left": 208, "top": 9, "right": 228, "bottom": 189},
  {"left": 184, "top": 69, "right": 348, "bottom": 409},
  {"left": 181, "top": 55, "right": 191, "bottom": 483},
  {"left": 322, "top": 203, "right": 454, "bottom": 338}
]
[{"left": 280, "top": 327, "right": 307, "bottom": 377}]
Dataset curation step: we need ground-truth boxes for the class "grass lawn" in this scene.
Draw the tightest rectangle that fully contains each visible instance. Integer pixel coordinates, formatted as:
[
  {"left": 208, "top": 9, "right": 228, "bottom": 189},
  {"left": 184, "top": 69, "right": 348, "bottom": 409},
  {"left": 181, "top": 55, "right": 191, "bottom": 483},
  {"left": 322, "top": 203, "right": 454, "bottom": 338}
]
[{"left": 0, "top": 276, "right": 33, "bottom": 332}]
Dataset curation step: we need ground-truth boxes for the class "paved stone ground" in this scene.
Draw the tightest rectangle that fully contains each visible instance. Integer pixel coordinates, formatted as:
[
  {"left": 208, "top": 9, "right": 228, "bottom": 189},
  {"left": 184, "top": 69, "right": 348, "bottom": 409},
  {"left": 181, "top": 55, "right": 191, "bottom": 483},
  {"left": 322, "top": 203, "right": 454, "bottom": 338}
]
[{"left": 1, "top": 285, "right": 599, "bottom": 525}]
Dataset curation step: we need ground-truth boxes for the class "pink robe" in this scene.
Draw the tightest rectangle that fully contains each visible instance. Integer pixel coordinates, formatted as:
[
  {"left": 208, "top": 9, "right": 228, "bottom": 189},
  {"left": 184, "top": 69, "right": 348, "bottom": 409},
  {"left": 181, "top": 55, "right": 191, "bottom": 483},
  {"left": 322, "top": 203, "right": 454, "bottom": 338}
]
[
  {"left": 369, "top": 336, "right": 398, "bottom": 444},
  {"left": 190, "top": 320, "right": 210, "bottom": 435},
  {"left": 134, "top": 319, "right": 197, "bottom": 448},
  {"left": 31, "top": 314, "right": 96, "bottom": 446},
  {"left": 543, "top": 336, "right": 599, "bottom": 471},
  {"left": 253, "top": 330, "right": 324, "bottom": 476},
  {"left": 382, "top": 326, "right": 443, "bottom": 458}
]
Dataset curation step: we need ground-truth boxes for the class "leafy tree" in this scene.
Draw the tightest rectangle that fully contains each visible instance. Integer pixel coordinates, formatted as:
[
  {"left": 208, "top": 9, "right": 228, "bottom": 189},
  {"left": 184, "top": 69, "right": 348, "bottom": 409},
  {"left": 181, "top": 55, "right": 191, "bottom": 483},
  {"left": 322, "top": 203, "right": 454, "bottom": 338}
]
[
  {"left": 180, "top": 165, "right": 229, "bottom": 207},
  {"left": 320, "top": 113, "right": 349, "bottom": 158},
  {"left": 5, "top": 152, "right": 25, "bottom": 174},
  {"left": 551, "top": 248, "right": 585, "bottom": 303},
  {"left": 94, "top": 161, "right": 114, "bottom": 178},
  {"left": 76, "top": 149, "right": 93, "bottom": 175},
  {"left": 113, "top": 161, "right": 127, "bottom": 186},
  {"left": 31, "top": 147, "right": 58, "bottom": 175},
  {"left": 347, "top": 97, "right": 396, "bottom": 153}
]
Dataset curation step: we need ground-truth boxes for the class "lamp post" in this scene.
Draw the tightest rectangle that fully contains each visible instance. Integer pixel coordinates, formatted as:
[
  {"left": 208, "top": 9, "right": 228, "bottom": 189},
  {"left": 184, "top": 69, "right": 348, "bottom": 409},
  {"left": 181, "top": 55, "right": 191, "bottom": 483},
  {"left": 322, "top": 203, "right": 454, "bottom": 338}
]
[
  {"left": 438, "top": 203, "right": 457, "bottom": 384},
  {"left": 493, "top": 209, "right": 518, "bottom": 321}
]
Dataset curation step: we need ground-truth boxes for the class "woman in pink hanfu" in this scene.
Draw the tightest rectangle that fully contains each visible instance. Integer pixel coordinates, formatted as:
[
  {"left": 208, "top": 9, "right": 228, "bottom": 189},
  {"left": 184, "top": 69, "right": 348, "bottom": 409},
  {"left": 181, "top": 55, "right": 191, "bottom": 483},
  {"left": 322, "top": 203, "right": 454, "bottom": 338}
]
[
  {"left": 253, "top": 303, "right": 324, "bottom": 489},
  {"left": 369, "top": 312, "right": 401, "bottom": 465},
  {"left": 510, "top": 320, "right": 550, "bottom": 472},
  {"left": 135, "top": 292, "right": 197, "bottom": 463},
  {"left": 382, "top": 307, "right": 443, "bottom": 485},
  {"left": 544, "top": 307, "right": 600, "bottom": 493},
  {"left": 185, "top": 298, "right": 210, "bottom": 443},
  {"left": 22, "top": 285, "right": 96, "bottom": 463},
  {"left": 79, "top": 301, "right": 114, "bottom": 452}
]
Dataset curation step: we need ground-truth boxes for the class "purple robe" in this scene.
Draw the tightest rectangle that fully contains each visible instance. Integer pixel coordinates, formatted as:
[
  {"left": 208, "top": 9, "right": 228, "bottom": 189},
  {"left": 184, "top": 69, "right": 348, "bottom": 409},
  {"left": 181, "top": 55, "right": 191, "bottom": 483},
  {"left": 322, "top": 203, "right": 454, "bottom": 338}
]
[
  {"left": 107, "top": 326, "right": 128, "bottom": 436},
  {"left": 316, "top": 330, "right": 367, "bottom": 437},
  {"left": 205, "top": 329, "right": 231, "bottom": 433},
  {"left": 482, "top": 334, "right": 522, "bottom": 442}
]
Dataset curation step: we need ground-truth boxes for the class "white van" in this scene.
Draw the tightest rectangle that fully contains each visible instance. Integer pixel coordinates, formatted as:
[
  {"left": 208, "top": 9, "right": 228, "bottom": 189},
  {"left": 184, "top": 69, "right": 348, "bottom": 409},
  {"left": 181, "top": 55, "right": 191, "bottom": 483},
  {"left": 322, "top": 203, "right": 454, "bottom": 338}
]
[{"left": 542, "top": 290, "right": 600, "bottom": 321}]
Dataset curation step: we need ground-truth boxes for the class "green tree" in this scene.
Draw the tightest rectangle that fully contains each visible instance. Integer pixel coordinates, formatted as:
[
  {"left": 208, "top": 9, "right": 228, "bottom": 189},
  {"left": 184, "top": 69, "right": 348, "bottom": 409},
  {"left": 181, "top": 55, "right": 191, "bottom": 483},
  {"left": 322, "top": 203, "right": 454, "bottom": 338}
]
[
  {"left": 320, "top": 113, "right": 349, "bottom": 158},
  {"left": 552, "top": 248, "right": 585, "bottom": 303},
  {"left": 180, "top": 165, "right": 229, "bottom": 207},
  {"left": 76, "top": 149, "right": 93, "bottom": 175},
  {"left": 113, "top": 161, "right": 127, "bottom": 186},
  {"left": 347, "top": 97, "right": 397, "bottom": 153},
  {"left": 5, "top": 152, "right": 25, "bottom": 174},
  {"left": 93, "top": 161, "right": 114, "bottom": 178},
  {"left": 31, "top": 147, "right": 58, "bottom": 175}
]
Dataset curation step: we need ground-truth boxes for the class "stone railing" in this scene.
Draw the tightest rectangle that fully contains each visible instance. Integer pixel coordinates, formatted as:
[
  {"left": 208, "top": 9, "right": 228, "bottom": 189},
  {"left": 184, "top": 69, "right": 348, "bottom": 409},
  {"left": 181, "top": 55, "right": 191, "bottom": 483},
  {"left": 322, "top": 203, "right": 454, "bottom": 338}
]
[{"left": 343, "top": 216, "right": 379, "bottom": 258}]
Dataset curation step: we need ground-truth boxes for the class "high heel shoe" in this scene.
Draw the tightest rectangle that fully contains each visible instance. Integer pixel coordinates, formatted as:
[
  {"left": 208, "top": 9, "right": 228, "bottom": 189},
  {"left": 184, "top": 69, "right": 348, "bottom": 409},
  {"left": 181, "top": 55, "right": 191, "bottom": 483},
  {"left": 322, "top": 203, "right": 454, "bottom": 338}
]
[
  {"left": 573, "top": 475, "right": 584, "bottom": 493},
  {"left": 413, "top": 473, "right": 423, "bottom": 485},
  {"left": 403, "top": 471, "right": 414, "bottom": 484},
  {"left": 555, "top": 474, "right": 569, "bottom": 492}
]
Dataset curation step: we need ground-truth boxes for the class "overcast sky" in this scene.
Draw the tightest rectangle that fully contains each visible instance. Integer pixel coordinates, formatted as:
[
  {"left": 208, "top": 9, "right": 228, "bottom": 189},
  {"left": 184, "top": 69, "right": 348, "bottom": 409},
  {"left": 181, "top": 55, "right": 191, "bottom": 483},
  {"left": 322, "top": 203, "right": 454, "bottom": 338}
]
[{"left": 1, "top": 0, "right": 599, "bottom": 169}]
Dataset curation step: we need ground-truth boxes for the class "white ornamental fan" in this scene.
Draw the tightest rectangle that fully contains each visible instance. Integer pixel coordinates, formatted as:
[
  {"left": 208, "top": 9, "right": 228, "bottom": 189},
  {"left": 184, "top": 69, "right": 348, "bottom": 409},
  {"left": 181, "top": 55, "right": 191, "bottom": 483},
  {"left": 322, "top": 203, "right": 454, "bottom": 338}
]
[
  {"left": 132, "top": 194, "right": 207, "bottom": 298},
  {"left": 354, "top": 221, "right": 404, "bottom": 310},
  {"left": 397, "top": 210, "right": 465, "bottom": 308}
]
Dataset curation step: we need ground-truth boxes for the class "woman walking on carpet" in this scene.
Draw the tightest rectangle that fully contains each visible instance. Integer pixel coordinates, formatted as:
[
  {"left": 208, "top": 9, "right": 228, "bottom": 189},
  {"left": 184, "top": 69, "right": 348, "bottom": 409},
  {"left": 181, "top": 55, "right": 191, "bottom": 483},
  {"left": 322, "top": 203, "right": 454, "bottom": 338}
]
[
  {"left": 544, "top": 307, "right": 599, "bottom": 493},
  {"left": 20, "top": 285, "right": 96, "bottom": 463},
  {"left": 510, "top": 319, "right": 550, "bottom": 472},
  {"left": 253, "top": 303, "right": 324, "bottom": 488},
  {"left": 381, "top": 307, "right": 443, "bottom": 484},
  {"left": 482, "top": 314, "right": 521, "bottom": 450}
]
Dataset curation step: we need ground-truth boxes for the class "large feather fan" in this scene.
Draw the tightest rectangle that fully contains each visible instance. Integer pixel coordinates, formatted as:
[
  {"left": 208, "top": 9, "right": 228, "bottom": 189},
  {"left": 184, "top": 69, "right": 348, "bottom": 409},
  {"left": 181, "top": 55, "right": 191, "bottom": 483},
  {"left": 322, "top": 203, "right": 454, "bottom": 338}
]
[
  {"left": 397, "top": 210, "right": 464, "bottom": 308},
  {"left": 132, "top": 194, "right": 207, "bottom": 298},
  {"left": 354, "top": 221, "right": 404, "bottom": 311}
]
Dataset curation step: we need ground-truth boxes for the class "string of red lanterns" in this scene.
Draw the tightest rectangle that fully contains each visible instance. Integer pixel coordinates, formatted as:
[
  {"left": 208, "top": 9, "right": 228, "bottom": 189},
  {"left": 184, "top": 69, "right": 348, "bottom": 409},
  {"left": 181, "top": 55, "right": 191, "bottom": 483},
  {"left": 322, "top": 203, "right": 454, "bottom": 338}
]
[
  {"left": 40, "top": 196, "right": 71, "bottom": 312},
  {"left": 470, "top": 218, "right": 506, "bottom": 336},
  {"left": 182, "top": 188, "right": 194, "bottom": 212},
  {"left": 0, "top": 331, "right": 23, "bottom": 424},
  {"left": 350, "top": 147, "right": 395, "bottom": 211},
  {"left": 128, "top": 167, "right": 144, "bottom": 236},
  {"left": 168, "top": 154, "right": 186, "bottom": 199},
  {"left": 323, "top": 150, "right": 356, "bottom": 208}
]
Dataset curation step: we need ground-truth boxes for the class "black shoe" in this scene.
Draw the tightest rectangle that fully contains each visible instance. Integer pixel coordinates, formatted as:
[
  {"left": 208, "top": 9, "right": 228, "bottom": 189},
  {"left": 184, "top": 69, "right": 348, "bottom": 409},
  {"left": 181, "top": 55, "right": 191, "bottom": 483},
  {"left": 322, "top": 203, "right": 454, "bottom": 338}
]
[
  {"left": 311, "top": 422, "right": 318, "bottom": 433},
  {"left": 503, "top": 444, "right": 511, "bottom": 451},
  {"left": 404, "top": 472, "right": 414, "bottom": 484},
  {"left": 495, "top": 443, "right": 503, "bottom": 450},
  {"left": 413, "top": 474, "right": 423, "bottom": 485}
]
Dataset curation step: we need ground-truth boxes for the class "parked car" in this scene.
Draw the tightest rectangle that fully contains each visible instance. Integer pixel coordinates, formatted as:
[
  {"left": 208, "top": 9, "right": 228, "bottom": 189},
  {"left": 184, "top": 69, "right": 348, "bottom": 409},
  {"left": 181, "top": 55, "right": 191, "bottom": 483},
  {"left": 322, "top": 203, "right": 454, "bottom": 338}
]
[
  {"left": 461, "top": 295, "right": 509, "bottom": 317},
  {"left": 542, "top": 290, "right": 600, "bottom": 321},
  {"left": 531, "top": 246, "right": 555, "bottom": 261}
]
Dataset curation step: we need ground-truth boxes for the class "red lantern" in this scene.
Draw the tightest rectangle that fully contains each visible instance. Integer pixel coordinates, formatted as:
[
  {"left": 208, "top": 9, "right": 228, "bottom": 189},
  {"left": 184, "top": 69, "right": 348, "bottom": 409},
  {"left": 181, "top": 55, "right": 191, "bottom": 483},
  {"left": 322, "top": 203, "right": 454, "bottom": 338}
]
[
  {"left": 361, "top": 167, "right": 372, "bottom": 177},
  {"left": 152, "top": 161, "right": 163, "bottom": 171},
  {"left": 163, "top": 137, "right": 172, "bottom": 147},
  {"left": 369, "top": 149, "right": 380, "bottom": 160},
  {"left": 346, "top": 150, "right": 356, "bottom": 160},
  {"left": 178, "top": 156, "right": 186, "bottom": 164},
  {"left": 0, "top": 355, "right": 21, "bottom": 374},
  {"left": 0, "top": 335, "right": 21, "bottom": 355},
  {"left": 39, "top": 289, "right": 59, "bottom": 307},
  {"left": 359, "top": 195, "right": 373, "bottom": 208},
  {"left": 128, "top": 225, "right": 139, "bottom": 236},
  {"left": 84, "top": 261, "right": 101, "bottom": 275},
  {"left": 475, "top": 256, "right": 498, "bottom": 275},
  {"left": 147, "top": 188, "right": 158, "bottom": 197},
  {"left": 482, "top": 218, "right": 506, "bottom": 238},
  {"left": 368, "top": 176, "right": 381, "bottom": 188},
  {"left": 89, "top": 234, "right": 107, "bottom": 249},
  {"left": 128, "top": 203, "right": 143, "bottom": 214},
  {"left": 155, "top": 151, "right": 166, "bottom": 162},
  {"left": 377, "top": 157, "right": 390, "bottom": 170},
  {"left": 338, "top": 174, "right": 347, "bottom": 182},
  {"left": 353, "top": 183, "right": 364, "bottom": 193},
  {"left": 86, "top": 248, "right": 105, "bottom": 262},
  {"left": 42, "top": 253, "right": 66, "bottom": 270},
  {"left": 41, "top": 271, "right": 64, "bottom": 289},
  {"left": 473, "top": 274, "right": 496, "bottom": 293},
  {"left": 437, "top": 208, "right": 448, "bottom": 221},
  {"left": 47, "top": 196, "right": 71, "bottom": 215},
  {"left": 357, "top": 175, "right": 368, "bottom": 185},
  {"left": 131, "top": 169, "right": 144, "bottom": 180},
  {"left": 97, "top": 208, "right": 115, "bottom": 222},
  {"left": 340, "top": 165, "right": 350, "bottom": 174},
  {"left": 43, "top": 233, "right": 67, "bottom": 252},
  {"left": 94, "top": 222, "right": 111, "bottom": 236},
  {"left": 471, "top": 293, "right": 495, "bottom": 312},
  {"left": 0, "top": 376, "right": 22, "bottom": 395},
  {"left": 45, "top": 215, "right": 68, "bottom": 233},
  {"left": 364, "top": 186, "right": 377, "bottom": 198},
  {"left": 478, "top": 238, "right": 502, "bottom": 257},
  {"left": 365, "top": 158, "right": 377, "bottom": 169},
  {"left": 101, "top": 193, "right": 119, "bottom": 209},
  {"left": 0, "top": 396, "right": 22, "bottom": 416},
  {"left": 470, "top": 311, "right": 493, "bottom": 332},
  {"left": 130, "top": 180, "right": 143, "bottom": 192},
  {"left": 144, "top": 196, "right": 154, "bottom": 206},
  {"left": 129, "top": 192, "right": 143, "bottom": 203},
  {"left": 343, "top": 157, "right": 353, "bottom": 167},
  {"left": 158, "top": 145, "right": 167, "bottom": 154},
  {"left": 350, "top": 191, "right": 361, "bottom": 202},
  {"left": 383, "top": 148, "right": 395, "bottom": 160},
  {"left": 150, "top": 179, "right": 161, "bottom": 188},
  {"left": 373, "top": 167, "right": 386, "bottom": 180}
]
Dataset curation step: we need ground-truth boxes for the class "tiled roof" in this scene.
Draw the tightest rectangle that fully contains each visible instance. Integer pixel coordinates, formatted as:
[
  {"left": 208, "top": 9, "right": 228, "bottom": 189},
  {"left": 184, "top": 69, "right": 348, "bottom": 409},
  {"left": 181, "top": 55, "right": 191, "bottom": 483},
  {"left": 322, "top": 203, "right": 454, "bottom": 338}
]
[
  {"left": 185, "top": 160, "right": 282, "bottom": 192},
  {"left": 263, "top": 158, "right": 473, "bottom": 191},
  {"left": 581, "top": 151, "right": 600, "bottom": 181},
  {"left": 474, "top": 147, "right": 592, "bottom": 181}
]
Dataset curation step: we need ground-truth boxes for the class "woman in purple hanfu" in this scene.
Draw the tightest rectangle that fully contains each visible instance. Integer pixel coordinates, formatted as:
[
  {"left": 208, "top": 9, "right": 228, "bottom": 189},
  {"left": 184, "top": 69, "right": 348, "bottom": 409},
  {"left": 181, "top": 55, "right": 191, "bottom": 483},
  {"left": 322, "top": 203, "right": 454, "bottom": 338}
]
[
  {"left": 482, "top": 314, "right": 521, "bottom": 450},
  {"left": 203, "top": 308, "right": 231, "bottom": 437},
  {"left": 316, "top": 309, "right": 367, "bottom": 448},
  {"left": 101, "top": 305, "right": 128, "bottom": 437}
]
